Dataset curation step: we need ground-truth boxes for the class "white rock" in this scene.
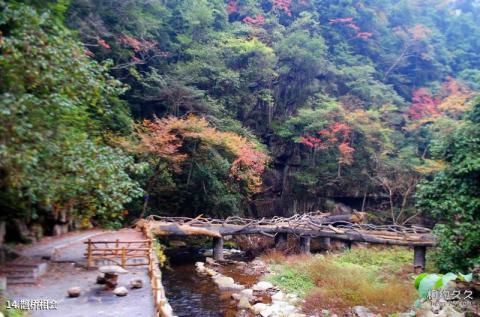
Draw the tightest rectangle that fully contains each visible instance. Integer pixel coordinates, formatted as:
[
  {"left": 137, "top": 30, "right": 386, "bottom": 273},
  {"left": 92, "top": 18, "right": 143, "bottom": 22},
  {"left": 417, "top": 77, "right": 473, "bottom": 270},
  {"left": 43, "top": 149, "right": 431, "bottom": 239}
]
[
  {"left": 67, "top": 287, "right": 81, "bottom": 298},
  {"left": 129, "top": 279, "right": 143, "bottom": 289},
  {"left": 252, "top": 303, "right": 269, "bottom": 314},
  {"left": 113, "top": 286, "right": 128, "bottom": 296},
  {"left": 213, "top": 275, "right": 234, "bottom": 284},
  {"left": 252, "top": 281, "right": 274, "bottom": 292},
  {"left": 205, "top": 268, "right": 217, "bottom": 276},
  {"left": 260, "top": 306, "right": 273, "bottom": 317},
  {"left": 271, "top": 291, "right": 284, "bottom": 301},
  {"left": 237, "top": 296, "right": 252, "bottom": 309},
  {"left": 240, "top": 288, "right": 254, "bottom": 300}
]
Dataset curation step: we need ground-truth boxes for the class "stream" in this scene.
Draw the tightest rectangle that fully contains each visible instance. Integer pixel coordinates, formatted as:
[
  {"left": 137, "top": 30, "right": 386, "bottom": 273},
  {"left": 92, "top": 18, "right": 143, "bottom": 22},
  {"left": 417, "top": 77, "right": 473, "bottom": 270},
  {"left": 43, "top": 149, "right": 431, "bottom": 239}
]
[
  {"left": 162, "top": 249, "right": 260, "bottom": 317},
  {"left": 163, "top": 262, "right": 238, "bottom": 317}
]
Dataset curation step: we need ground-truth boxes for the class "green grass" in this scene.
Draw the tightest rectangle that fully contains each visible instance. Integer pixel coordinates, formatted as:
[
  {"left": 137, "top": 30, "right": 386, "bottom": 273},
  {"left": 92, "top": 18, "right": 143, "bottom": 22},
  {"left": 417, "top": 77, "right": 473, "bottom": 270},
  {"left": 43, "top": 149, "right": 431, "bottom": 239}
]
[
  {"left": 335, "top": 246, "right": 413, "bottom": 273},
  {"left": 262, "top": 248, "right": 418, "bottom": 315},
  {"left": 267, "top": 263, "right": 316, "bottom": 296}
]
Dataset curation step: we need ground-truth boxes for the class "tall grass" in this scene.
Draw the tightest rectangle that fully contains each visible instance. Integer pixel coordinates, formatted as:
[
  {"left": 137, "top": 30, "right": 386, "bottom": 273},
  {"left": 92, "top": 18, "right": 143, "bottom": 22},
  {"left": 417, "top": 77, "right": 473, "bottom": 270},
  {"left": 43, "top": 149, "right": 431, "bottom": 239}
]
[{"left": 263, "top": 247, "right": 417, "bottom": 315}]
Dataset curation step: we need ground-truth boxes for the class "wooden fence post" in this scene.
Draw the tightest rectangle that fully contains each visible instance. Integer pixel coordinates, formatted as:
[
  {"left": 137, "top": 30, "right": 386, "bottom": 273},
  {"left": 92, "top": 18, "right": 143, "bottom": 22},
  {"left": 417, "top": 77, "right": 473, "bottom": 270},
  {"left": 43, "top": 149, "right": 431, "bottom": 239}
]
[
  {"left": 87, "top": 239, "right": 93, "bottom": 269},
  {"left": 121, "top": 246, "right": 126, "bottom": 268},
  {"left": 115, "top": 239, "right": 119, "bottom": 255}
]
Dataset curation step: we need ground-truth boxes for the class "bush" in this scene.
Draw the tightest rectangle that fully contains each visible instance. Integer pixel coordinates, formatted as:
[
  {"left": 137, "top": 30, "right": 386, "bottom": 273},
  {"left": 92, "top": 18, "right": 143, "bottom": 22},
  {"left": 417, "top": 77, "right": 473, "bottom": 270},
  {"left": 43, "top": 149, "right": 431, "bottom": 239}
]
[{"left": 416, "top": 103, "right": 480, "bottom": 272}]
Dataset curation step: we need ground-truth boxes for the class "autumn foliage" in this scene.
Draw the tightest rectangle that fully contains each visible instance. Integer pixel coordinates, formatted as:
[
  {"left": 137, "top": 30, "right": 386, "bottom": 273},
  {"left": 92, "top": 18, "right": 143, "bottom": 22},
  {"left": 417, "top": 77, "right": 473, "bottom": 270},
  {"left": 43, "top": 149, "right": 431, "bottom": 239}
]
[
  {"left": 300, "top": 122, "right": 355, "bottom": 165},
  {"left": 272, "top": 0, "right": 292, "bottom": 16},
  {"left": 243, "top": 14, "right": 266, "bottom": 26},
  {"left": 136, "top": 116, "right": 269, "bottom": 191},
  {"left": 407, "top": 78, "right": 473, "bottom": 128},
  {"left": 329, "top": 17, "right": 372, "bottom": 40}
]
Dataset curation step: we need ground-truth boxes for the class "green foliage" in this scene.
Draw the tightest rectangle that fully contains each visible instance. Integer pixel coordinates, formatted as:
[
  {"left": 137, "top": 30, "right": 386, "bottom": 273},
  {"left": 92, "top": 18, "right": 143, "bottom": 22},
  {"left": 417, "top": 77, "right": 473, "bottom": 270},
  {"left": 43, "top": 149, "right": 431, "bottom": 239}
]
[
  {"left": 417, "top": 102, "right": 480, "bottom": 272},
  {"left": 414, "top": 272, "right": 473, "bottom": 300},
  {"left": 0, "top": 2, "right": 143, "bottom": 227}
]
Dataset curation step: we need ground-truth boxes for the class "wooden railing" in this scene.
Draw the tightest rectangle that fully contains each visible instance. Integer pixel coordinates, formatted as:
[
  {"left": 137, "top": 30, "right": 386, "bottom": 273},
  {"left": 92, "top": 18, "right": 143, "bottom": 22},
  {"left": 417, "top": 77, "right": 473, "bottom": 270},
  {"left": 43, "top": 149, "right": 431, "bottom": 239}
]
[{"left": 84, "top": 239, "right": 151, "bottom": 269}]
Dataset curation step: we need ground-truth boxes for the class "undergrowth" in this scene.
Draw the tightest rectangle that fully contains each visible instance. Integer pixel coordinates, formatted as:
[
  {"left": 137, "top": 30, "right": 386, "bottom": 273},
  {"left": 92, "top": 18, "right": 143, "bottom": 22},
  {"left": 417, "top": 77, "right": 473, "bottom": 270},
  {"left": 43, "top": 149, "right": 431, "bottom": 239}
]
[{"left": 263, "top": 247, "right": 418, "bottom": 316}]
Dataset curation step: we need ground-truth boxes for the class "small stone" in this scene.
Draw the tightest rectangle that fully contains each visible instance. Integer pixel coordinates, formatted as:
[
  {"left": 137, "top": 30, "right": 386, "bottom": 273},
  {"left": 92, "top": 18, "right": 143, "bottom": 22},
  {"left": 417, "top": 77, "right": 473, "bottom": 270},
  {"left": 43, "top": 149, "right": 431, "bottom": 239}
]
[
  {"left": 252, "top": 281, "right": 274, "bottom": 292},
  {"left": 67, "top": 287, "right": 81, "bottom": 298},
  {"left": 205, "top": 257, "right": 216, "bottom": 266},
  {"left": 99, "top": 265, "right": 128, "bottom": 275},
  {"left": 231, "top": 293, "right": 241, "bottom": 300},
  {"left": 237, "top": 296, "right": 252, "bottom": 310},
  {"left": 113, "top": 286, "right": 128, "bottom": 296},
  {"left": 130, "top": 279, "right": 143, "bottom": 289},
  {"left": 213, "top": 275, "right": 235, "bottom": 285}
]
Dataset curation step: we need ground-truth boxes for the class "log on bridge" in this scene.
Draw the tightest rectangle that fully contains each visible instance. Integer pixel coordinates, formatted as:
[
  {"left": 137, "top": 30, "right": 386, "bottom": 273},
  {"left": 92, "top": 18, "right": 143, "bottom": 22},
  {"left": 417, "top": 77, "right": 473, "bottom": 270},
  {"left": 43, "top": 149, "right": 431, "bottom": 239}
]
[{"left": 137, "top": 212, "right": 435, "bottom": 271}]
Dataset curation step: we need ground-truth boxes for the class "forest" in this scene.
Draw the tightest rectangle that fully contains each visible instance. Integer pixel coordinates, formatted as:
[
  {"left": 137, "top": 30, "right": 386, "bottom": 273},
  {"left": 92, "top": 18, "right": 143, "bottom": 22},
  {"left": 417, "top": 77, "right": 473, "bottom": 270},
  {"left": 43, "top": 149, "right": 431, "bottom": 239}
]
[{"left": 1, "top": 0, "right": 479, "bottom": 280}]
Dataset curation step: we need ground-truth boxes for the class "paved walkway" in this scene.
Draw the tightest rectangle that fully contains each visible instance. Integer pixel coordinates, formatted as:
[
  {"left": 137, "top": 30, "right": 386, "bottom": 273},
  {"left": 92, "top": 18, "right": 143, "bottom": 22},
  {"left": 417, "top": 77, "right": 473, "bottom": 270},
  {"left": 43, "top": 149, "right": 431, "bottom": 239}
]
[{"left": 7, "top": 229, "right": 156, "bottom": 317}]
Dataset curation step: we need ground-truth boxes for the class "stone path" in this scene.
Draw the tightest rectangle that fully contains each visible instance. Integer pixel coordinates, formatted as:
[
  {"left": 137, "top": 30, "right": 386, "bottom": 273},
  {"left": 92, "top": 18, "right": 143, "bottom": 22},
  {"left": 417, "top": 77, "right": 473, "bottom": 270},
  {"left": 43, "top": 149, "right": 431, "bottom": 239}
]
[{"left": 6, "top": 229, "right": 156, "bottom": 317}]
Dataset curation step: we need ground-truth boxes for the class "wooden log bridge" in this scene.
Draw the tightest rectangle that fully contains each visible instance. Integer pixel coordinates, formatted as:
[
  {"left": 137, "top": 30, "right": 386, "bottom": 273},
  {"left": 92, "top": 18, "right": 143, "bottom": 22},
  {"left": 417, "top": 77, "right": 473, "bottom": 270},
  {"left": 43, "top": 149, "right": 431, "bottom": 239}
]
[{"left": 137, "top": 212, "right": 436, "bottom": 271}]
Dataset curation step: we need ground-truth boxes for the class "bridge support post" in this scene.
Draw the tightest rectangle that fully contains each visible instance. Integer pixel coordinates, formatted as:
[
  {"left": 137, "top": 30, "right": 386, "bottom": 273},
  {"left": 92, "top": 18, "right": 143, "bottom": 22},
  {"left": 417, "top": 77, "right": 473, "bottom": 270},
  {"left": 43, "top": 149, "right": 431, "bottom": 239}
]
[
  {"left": 345, "top": 240, "right": 352, "bottom": 250},
  {"left": 414, "top": 246, "right": 426, "bottom": 273},
  {"left": 213, "top": 237, "right": 224, "bottom": 261},
  {"left": 275, "top": 232, "right": 288, "bottom": 250},
  {"left": 299, "top": 236, "right": 311, "bottom": 254},
  {"left": 319, "top": 237, "right": 331, "bottom": 250}
]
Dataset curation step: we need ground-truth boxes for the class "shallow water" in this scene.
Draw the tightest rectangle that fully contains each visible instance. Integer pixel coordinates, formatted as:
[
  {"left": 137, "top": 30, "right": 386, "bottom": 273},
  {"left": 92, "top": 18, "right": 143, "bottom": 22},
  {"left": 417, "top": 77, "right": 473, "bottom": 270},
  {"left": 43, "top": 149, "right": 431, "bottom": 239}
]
[{"left": 162, "top": 262, "right": 239, "bottom": 317}]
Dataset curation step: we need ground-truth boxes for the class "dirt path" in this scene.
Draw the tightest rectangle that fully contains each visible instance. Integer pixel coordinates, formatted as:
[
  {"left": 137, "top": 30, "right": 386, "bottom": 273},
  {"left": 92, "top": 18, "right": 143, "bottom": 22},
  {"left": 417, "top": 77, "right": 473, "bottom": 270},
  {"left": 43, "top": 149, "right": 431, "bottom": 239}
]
[{"left": 7, "top": 229, "right": 156, "bottom": 317}]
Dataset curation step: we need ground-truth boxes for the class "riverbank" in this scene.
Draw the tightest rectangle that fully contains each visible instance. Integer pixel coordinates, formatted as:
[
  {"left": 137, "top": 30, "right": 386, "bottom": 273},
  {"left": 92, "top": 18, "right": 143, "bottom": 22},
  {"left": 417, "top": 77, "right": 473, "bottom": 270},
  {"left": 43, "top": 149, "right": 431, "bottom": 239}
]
[{"left": 261, "top": 247, "right": 419, "bottom": 316}]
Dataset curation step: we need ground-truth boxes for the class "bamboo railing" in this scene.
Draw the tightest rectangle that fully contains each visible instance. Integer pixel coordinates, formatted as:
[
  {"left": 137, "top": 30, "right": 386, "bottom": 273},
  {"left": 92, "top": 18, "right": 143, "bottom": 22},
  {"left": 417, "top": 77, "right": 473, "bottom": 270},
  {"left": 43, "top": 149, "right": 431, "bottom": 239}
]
[{"left": 84, "top": 239, "right": 151, "bottom": 269}]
